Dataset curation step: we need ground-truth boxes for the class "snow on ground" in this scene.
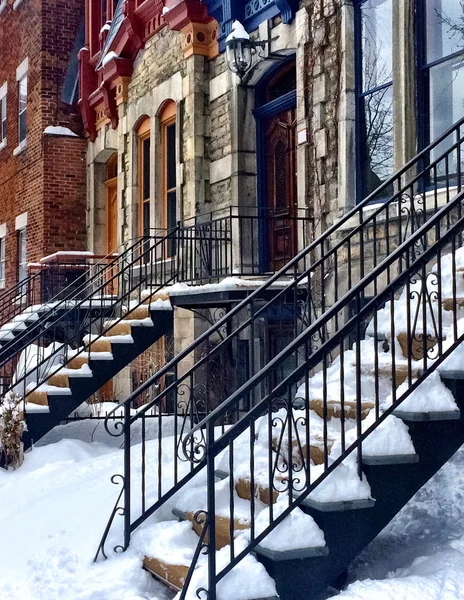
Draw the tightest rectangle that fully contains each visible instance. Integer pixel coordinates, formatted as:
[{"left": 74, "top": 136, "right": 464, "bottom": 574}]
[
  {"left": 2, "top": 418, "right": 464, "bottom": 599},
  {"left": 0, "top": 439, "right": 170, "bottom": 600},
  {"left": 325, "top": 445, "right": 464, "bottom": 600}
]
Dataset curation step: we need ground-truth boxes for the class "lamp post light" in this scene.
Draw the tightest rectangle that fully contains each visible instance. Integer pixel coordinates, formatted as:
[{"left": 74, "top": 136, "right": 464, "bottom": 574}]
[{"left": 225, "top": 20, "right": 266, "bottom": 80}]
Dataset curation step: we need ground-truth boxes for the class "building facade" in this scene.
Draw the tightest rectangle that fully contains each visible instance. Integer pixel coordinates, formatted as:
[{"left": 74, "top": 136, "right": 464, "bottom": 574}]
[
  {"left": 78, "top": 0, "right": 464, "bottom": 390},
  {"left": 0, "top": 0, "right": 87, "bottom": 289}
]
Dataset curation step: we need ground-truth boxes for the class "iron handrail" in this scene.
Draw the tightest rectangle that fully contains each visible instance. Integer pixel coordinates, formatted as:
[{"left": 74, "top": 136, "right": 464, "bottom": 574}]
[
  {"left": 109, "top": 116, "right": 464, "bottom": 422},
  {"left": 176, "top": 193, "right": 464, "bottom": 596},
  {"left": 0, "top": 232, "right": 179, "bottom": 410}
]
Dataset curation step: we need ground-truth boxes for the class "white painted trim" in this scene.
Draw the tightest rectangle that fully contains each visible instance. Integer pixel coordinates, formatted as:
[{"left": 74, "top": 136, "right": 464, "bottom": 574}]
[
  {"left": 15, "top": 212, "right": 27, "bottom": 230},
  {"left": 13, "top": 139, "right": 27, "bottom": 156},
  {"left": 16, "top": 57, "right": 29, "bottom": 81},
  {"left": 13, "top": 0, "right": 25, "bottom": 10},
  {"left": 0, "top": 139, "right": 6, "bottom": 152},
  {"left": 0, "top": 224, "right": 6, "bottom": 238},
  {"left": 0, "top": 0, "right": 6, "bottom": 16},
  {"left": 0, "top": 82, "right": 7, "bottom": 100}
]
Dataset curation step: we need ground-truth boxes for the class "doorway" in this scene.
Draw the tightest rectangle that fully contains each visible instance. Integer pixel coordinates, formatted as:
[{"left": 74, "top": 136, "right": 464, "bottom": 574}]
[
  {"left": 256, "top": 59, "right": 298, "bottom": 272},
  {"left": 105, "top": 154, "right": 118, "bottom": 255}
]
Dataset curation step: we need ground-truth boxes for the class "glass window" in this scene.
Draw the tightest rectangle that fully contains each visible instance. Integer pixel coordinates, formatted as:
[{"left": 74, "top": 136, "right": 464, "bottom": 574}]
[
  {"left": 161, "top": 108, "right": 177, "bottom": 258},
  {"left": 18, "top": 75, "right": 27, "bottom": 144},
  {"left": 422, "top": 1, "right": 464, "bottom": 177},
  {"left": 0, "top": 237, "right": 5, "bottom": 287},
  {"left": 137, "top": 118, "right": 151, "bottom": 241},
  {"left": 356, "top": 0, "right": 394, "bottom": 199},
  {"left": 0, "top": 96, "right": 6, "bottom": 144},
  {"left": 18, "top": 228, "right": 26, "bottom": 282}
]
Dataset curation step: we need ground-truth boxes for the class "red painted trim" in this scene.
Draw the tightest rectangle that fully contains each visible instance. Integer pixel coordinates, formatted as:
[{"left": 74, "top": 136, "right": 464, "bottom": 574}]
[{"left": 163, "top": 0, "right": 213, "bottom": 31}]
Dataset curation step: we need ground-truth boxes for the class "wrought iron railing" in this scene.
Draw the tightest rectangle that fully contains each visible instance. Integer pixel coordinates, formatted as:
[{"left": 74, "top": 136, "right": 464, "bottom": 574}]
[
  {"left": 95, "top": 118, "right": 464, "bottom": 571},
  {"left": 176, "top": 206, "right": 312, "bottom": 284},
  {"left": 0, "top": 232, "right": 178, "bottom": 415}
]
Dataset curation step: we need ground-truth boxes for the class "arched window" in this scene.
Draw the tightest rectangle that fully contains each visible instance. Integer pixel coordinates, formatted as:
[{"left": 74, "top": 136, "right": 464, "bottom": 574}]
[
  {"left": 160, "top": 102, "right": 177, "bottom": 257},
  {"left": 137, "top": 118, "right": 151, "bottom": 238}
]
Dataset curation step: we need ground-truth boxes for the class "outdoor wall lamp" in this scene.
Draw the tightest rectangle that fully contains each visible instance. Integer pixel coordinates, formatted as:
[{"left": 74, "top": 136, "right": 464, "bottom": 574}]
[{"left": 225, "top": 21, "right": 267, "bottom": 80}]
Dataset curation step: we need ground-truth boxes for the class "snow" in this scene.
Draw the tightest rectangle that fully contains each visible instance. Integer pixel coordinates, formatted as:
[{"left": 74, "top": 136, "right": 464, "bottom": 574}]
[
  {"left": 362, "top": 414, "right": 416, "bottom": 457},
  {"left": 43, "top": 126, "right": 79, "bottom": 137},
  {"left": 388, "top": 371, "right": 459, "bottom": 414},
  {"left": 102, "top": 50, "right": 118, "bottom": 66},
  {"left": 132, "top": 519, "right": 199, "bottom": 567},
  {"left": 253, "top": 493, "right": 326, "bottom": 551},
  {"left": 226, "top": 20, "right": 250, "bottom": 42},
  {"left": 40, "top": 250, "right": 94, "bottom": 262}
]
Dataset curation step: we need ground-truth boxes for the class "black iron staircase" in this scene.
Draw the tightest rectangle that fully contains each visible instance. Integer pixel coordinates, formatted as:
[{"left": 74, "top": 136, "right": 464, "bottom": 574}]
[
  {"left": 93, "top": 117, "right": 464, "bottom": 599},
  {"left": 0, "top": 233, "right": 178, "bottom": 459}
]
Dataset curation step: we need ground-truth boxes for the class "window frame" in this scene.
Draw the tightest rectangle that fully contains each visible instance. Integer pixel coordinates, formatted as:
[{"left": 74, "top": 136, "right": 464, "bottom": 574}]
[
  {"left": 416, "top": 0, "right": 464, "bottom": 152},
  {"left": 17, "top": 73, "right": 27, "bottom": 145},
  {"left": 0, "top": 82, "right": 7, "bottom": 149},
  {"left": 354, "top": 0, "right": 394, "bottom": 202},
  {"left": 160, "top": 102, "right": 177, "bottom": 258},
  {"left": 0, "top": 232, "right": 6, "bottom": 289},
  {"left": 17, "top": 227, "right": 26, "bottom": 282},
  {"left": 137, "top": 118, "right": 151, "bottom": 239}
]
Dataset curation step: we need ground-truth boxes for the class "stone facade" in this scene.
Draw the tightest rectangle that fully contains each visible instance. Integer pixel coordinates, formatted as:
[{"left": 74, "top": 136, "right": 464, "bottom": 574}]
[{"left": 0, "top": 0, "right": 87, "bottom": 287}]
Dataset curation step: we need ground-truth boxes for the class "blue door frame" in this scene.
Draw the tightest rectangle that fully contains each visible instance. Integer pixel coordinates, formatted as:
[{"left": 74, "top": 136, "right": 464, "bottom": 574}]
[{"left": 253, "top": 89, "right": 297, "bottom": 272}]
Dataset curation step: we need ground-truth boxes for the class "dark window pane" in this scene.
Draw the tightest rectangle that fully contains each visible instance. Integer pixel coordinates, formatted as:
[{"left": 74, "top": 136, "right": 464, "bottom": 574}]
[
  {"left": 167, "top": 190, "right": 176, "bottom": 257},
  {"left": 167, "top": 122, "right": 176, "bottom": 190},
  {"left": 143, "top": 200, "right": 150, "bottom": 237},
  {"left": 361, "top": 0, "right": 393, "bottom": 92},
  {"left": 274, "top": 141, "right": 287, "bottom": 210},
  {"left": 361, "top": 84, "right": 394, "bottom": 196},
  {"left": 143, "top": 137, "right": 150, "bottom": 201},
  {"left": 426, "top": 0, "right": 464, "bottom": 63}
]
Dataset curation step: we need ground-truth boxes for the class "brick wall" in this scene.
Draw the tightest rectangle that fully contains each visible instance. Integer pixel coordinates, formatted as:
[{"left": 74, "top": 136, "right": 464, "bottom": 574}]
[{"left": 0, "top": 0, "right": 86, "bottom": 288}]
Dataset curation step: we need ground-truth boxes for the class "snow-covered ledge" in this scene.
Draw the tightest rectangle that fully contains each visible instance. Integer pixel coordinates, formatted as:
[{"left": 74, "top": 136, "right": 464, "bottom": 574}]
[
  {"left": 13, "top": 139, "right": 27, "bottom": 156},
  {"left": 13, "top": 0, "right": 25, "bottom": 9},
  {"left": 43, "top": 126, "right": 79, "bottom": 138},
  {"left": 0, "top": 139, "right": 6, "bottom": 152}
]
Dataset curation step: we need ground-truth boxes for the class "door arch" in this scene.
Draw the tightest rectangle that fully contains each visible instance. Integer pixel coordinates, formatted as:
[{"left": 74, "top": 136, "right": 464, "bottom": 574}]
[{"left": 255, "top": 59, "right": 297, "bottom": 272}]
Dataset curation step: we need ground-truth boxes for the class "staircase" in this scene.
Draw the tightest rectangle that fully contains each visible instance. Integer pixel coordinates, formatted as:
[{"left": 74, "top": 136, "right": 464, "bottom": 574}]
[
  {"left": 92, "top": 118, "right": 464, "bottom": 600},
  {"left": 0, "top": 234, "right": 177, "bottom": 459}
]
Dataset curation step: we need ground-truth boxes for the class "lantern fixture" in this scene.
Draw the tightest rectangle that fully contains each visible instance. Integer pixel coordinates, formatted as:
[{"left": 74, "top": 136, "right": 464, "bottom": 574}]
[{"left": 225, "top": 21, "right": 266, "bottom": 80}]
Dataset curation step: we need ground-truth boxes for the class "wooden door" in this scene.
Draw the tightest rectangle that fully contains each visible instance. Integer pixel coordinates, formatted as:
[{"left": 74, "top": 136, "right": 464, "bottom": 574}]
[
  {"left": 104, "top": 177, "right": 118, "bottom": 297},
  {"left": 105, "top": 178, "right": 118, "bottom": 254},
  {"left": 265, "top": 108, "right": 297, "bottom": 271}
]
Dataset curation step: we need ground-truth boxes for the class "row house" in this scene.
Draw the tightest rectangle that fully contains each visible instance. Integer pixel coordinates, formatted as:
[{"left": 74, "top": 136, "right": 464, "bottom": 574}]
[{"left": 0, "top": 0, "right": 86, "bottom": 290}]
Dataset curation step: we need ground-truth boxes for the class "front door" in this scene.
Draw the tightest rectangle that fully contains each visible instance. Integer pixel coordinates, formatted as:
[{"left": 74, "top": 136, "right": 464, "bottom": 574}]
[
  {"left": 105, "top": 178, "right": 118, "bottom": 254},
  {"left": 104, "top": 176, "right": 118, "bottom": 297},
  {"left": 265, "top": 107, "right": 297, "bottom": 271}
]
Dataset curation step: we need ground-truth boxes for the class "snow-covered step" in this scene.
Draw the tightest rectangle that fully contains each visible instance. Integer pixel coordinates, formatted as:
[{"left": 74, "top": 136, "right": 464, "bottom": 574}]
[
  {"left": 393, "top": 409, "right": 461, "bottom": 422},
  {"left": 254, "top": 544, "right": 328, "bottom": 561},
  {"left": 295, "top": 496, "right": 375, "bottom": 512},
  {"left": 362, "top": 453, "right": 419, "bottom": 465}
]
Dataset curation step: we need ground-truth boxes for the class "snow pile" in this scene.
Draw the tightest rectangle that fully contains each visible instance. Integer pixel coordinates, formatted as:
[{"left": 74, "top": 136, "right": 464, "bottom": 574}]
[
  {"left": 253, "top": 493, "right": 326, "bottom": 551},
  {"left": 309, "top": 453, "right": 372, "bottom": 503},
  {"left": 387, "top": 371, "right": 459, "bottom": 414},
  {"left": 361, "top": 413, "right": 416, "bottom": 457},
  {"left": 174, "top": 534, "right": 277, "bottom": 600},
  {"left": 43, "top": 125, "right": 79, "bottom": 137}
]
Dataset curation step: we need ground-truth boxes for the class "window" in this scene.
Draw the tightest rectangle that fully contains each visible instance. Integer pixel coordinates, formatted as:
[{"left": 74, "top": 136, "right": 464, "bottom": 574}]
[
  {"left": 160, "top": 102, "right": 177, "bottom": 257},
  {"left": 0, "top": 82, "right": 6, "bottom": 148},
  {"left": 0, "top": 0, "right": 6, "bottom": 14},
  {"left": 420, "top": 0, "right": 464, "bottom": 176},
  {"left": 355, "top": 0, "right": 394, "bottom": 199},
  {"left": 137, "top": 118, "right": 151, "bottom": 239},
  {"left": 17, "top": 228, "right": 26, "bottom": 282},
  {"left": 18, "top": 74, "right": 27, "bottom": 144},
  {"left": 0, "top": 227, "right": 5, "bottom": 289}
]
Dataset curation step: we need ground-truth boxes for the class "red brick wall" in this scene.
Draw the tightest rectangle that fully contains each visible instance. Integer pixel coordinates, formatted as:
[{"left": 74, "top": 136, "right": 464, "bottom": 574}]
[{"left": 0, "top": 0, "right": 86, "bottom": 288}]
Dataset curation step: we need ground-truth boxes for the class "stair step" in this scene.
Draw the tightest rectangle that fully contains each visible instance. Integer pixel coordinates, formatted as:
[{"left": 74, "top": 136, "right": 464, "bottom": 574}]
[
  {"left": 254, "top": 544, "right": 328, "bottom": 561},
  {"left": 143, "top": 556, "right": 188, "bottom": 592},
  {"left": 362, "top": 453, "right": 419, "bottom": 465},
  {"left": 172, "top": 508, "right": 250, "bottom": 550},
  {"left": 295, "top": 496, "right": 375, "bottom": 512},
  {"left": 393, "top": 409, "right": 461, "bottom": 422}
]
